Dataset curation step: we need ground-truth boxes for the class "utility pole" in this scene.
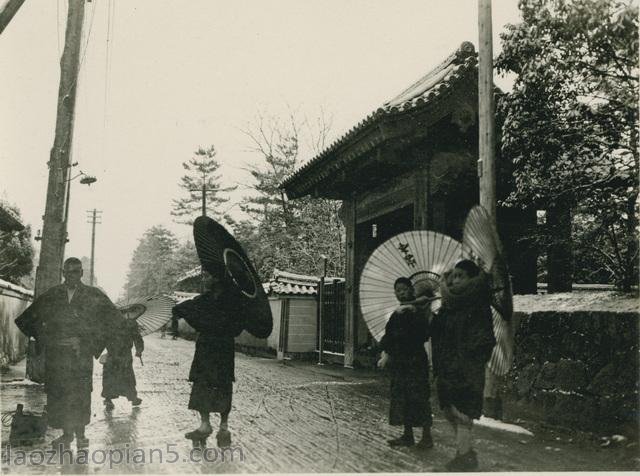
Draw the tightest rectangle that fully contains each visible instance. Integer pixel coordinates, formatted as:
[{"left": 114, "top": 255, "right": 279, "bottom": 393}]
[
  {"left": 28, "top": 0, "right": 85, "bottom": 383},
  {"left": 0, "top": 0, "right": 26, "bottom": 35},
  {"left": 86, "top": 209, "right": 102, "bottom": 286},
  {"left": 478, "top": 0, "right": 496, "bottom": 223},
  {"left": 34, "top": 0, "right": 86, "bottom": 299}
]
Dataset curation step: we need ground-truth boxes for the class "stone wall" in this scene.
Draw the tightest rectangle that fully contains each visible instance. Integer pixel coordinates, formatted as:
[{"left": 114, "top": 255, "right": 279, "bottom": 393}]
[
  {"left": 0, "top": 280, "right": 32, "bottom": 368},
  {"left": 503, "top": 309, "right": 639, "bottom": 437}
]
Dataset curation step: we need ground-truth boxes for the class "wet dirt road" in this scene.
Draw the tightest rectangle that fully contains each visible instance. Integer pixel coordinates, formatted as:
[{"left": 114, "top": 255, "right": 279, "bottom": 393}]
[{"left": 2, "top": 334, "right": 638, "bottom": 473}]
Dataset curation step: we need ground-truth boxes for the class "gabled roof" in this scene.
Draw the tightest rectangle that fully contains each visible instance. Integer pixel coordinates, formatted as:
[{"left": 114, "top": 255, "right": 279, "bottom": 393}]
[
  {"left": 175, "top": 266, "right": 203, "bottom": 284},
  {"left": 173, "top": 267, "right": 344, "bottom": 298},
  {"left": 168, "top": 291, "right": 199, "bottom": 304},
  {"left": 266, "top": 268, "right": 344, "bottom": 296},
  {"left": 280, "top": 42, "right": 478, "bottom": 198},
  {"left": 0, "top": 278, "right": 33, "bottom": 298}
]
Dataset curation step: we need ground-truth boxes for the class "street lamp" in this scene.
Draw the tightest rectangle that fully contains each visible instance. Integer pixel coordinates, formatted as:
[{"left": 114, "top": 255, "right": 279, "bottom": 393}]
[{"left": 79, "top": 175, "right": 97, "bottom": 185}]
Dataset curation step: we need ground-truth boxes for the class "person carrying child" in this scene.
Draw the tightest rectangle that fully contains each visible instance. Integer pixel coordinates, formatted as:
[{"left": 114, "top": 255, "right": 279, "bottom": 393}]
[
  {"left": 431, "top": 259, "right": 496, "bottom": 471},
  {"left": 377, "top": 277, "right": 434, "bottom": 449}
]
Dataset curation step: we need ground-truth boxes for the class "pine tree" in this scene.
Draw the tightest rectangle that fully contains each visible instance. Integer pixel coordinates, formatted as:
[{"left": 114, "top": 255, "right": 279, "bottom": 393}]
[{"left": 171, "top": 146, "right": 237, "bottom": 225}]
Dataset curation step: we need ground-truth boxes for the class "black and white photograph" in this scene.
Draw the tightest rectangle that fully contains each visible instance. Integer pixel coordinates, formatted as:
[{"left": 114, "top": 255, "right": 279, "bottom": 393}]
[{"left": 0, "top": 0, "right": 638, "bottom": 473}]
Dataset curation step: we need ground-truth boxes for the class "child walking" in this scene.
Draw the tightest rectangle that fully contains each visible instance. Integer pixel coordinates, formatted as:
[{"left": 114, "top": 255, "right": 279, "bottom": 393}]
[
  {"left": 102, "top": 316, "right": 144, "bottom": 410},
  {"left": 431, "top": 259, "right": 496, "bottom": 471},
  {"left": 377, "top": 277, "right": 433, "bottom": 449}
]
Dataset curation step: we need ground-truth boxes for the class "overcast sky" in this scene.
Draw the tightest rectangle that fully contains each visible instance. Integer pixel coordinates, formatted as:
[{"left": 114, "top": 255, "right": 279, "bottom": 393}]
[{"left": 1, "top": 0, "right": 520, "bottom": 299}]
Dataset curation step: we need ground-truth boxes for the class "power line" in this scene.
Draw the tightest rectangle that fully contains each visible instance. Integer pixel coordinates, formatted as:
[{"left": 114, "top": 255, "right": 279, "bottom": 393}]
[
  {"left": 102, "top": 0, "right": 115, "bottom": 162},
  {"left": 78, "top": 0, "right": 97, "bottom": 72}
]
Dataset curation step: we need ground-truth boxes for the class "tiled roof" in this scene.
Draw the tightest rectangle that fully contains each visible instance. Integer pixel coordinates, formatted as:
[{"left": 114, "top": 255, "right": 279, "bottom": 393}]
[
  {"left": 0, "top": 278, "right": 33, "bottom": 298},
  {"left": 167, "top": 291, "right": 199, "bottom": 304},
  {"left": 175, "top": 266, "right": 202, "bottom": 284},
  {"left": 266, "top": 268, "right": 344, "bottom": 296},
  {"left": 280, "top": 41, "right": 478, "bottom": 195},
  {"left": 174, "top": 266, "right": 344, "bottom": 297}
]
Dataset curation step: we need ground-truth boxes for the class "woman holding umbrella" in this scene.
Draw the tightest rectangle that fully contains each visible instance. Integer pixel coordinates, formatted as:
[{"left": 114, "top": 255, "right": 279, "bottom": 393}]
[
  {"left": 172, "top": 267, "right": 244, "bottom": 448},
  {"left": 175, "top": 215, "right": 272, "bottom": 448}
]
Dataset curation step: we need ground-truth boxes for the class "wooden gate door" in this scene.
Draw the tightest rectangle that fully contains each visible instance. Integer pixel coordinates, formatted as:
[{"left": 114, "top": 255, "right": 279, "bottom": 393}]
[{"left": 320, "top": 280, "right": 345, "bottom": 354}]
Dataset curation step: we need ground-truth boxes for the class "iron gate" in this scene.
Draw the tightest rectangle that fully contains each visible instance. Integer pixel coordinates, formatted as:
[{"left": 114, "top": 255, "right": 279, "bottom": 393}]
[{"left": 318, "top": 279, "right": 345, "bottom": 354}]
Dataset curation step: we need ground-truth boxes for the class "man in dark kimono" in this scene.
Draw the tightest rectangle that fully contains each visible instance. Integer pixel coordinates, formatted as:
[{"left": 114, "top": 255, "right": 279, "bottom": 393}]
[
  {"left": 171, "top": 269, "right": 244, "bottom": 448},
  {"left": 15, "top": 257, "right": 123, "bottom": 449}
]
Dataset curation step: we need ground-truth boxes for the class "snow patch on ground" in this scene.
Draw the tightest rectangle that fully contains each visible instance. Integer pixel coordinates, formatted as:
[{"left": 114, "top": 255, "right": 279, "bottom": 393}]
[
  {"left": 513, "top": 291, "right": 638, "bottom": 313},
  {"left": 474, "top": 416, "right": 535, "bottom": 436}
]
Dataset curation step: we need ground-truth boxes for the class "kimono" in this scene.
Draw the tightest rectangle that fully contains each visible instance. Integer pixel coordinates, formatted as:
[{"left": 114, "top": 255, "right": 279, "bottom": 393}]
[
  {"left": 431, "top": 273, "right": 496, "bottom": 419},
  {"left": 172, "top": 291, "right": 244, "bottom": 414},
  {"left": 379, "top": 307, "right": 432, "bottom": 427},
  {"left": 101, "top": 319, "right": 144, "bottom": 401},
  {"left": 15, "top": 283, "right": 122, "bottom": 429}
]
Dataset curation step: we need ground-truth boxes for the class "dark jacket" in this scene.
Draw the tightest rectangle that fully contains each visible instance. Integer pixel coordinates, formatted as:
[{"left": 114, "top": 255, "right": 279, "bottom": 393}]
[
  {"left": 431, "top": 296, "right": 495, "bottom": 393},
  {"left": 379, "top": 307, "right": 430, "bottom": 376},
  {"left": 15, "top": 282, "right": 123, "bottom": 427},
  {"left": 15, "top": 283, "right": 122, "bottom": 359},
  {"left": 172, "top": 291, "right": 243, "bottom": 386}
]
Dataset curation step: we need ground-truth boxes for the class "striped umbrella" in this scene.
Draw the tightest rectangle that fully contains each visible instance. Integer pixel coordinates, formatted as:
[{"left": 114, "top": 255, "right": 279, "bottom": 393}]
[
  {"left": 359, "top": 230, "right": 465, "bottom": 342},
  {"left": 117, "top": 294, "right": 175, "bottom": 337},
  {"left": 463, "top": 205, "right": 515, "bottom": 376},
  {"left": 193, "top": 215, "right": 273, "bottom": 339}
]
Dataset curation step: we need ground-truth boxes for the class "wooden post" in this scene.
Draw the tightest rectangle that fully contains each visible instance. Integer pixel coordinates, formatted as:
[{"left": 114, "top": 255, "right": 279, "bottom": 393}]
[
  {"left": 478, "top": 0, "right": 496, "bottom": 222},
  {"left": 343, "top": 196, "right": 357, "bottom": 368},
  {"left": 317, "top": 255, "right": 328, "bottom": 365},
  {"left": 34, "top": 0, "right": 86, "bottom": 300},
  {"left": 317, "top": 276, "right": 325, "bottom": 365},
  {"left": 29, "top": 0, "right": 85, "bottom": 383}
]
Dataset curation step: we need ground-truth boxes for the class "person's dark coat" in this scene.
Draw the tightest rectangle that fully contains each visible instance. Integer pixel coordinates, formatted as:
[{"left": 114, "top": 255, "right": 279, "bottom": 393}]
[
  {"left": 15, "top": 283, "right": 123, "bottom": 429},
  {"left": 172, "top": 291, "right": 243, "bottom": 386},
  {"left": 101, "top": 319, "right": 144, "bottom": 400},
  {"left": 379, "top": 307, "right": 432, "bottom": 427},
  {"left": 431, "top": 272, "right": 496, "bottom": 419}
]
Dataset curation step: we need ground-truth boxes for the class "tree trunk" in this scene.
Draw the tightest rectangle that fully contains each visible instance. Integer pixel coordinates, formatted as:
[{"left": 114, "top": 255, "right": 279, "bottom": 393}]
[{"left": 546, "top": 206, "right": 573, "bottom": 293}]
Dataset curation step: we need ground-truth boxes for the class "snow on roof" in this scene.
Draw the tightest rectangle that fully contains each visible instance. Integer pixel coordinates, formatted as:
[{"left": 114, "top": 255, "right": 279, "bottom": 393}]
[
  {"left": 0, "top": 278, "right": 33, "bottom": 298},
  {"left": 280, "top": 42, "right": 482, "bottom": 197},
  {"left": 175, "top": 266, "right": 202, "bottom": 283},
  {"left": 266, "top": 268, "right": 344, "bottom": 296},
  {"left": 167, "top": 291, "right": 199, "bottom": 304}
]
